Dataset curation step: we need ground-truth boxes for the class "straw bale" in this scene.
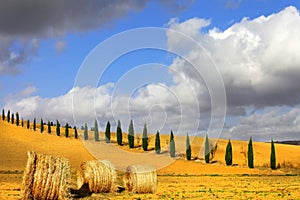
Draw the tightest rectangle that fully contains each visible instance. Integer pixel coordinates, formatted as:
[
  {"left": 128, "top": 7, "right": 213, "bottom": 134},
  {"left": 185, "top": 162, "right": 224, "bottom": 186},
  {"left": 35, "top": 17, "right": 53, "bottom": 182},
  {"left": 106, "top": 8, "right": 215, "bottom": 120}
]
[
  {"left": 124, "top": 165, "right": 157, "bottom": 193},
  {"left": 21, "top": 151, "right": 70, "bottom": 200},
  {"left": 77, "top": 160, "right": 116, "bottom": 193}
]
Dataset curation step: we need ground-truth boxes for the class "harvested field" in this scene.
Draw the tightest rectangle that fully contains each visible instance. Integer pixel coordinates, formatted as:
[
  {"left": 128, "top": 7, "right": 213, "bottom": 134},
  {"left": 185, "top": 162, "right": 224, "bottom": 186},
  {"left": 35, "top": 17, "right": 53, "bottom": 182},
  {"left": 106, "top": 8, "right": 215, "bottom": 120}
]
[{"left": 1, "top": 120, "right": 300, "bottom": 199}]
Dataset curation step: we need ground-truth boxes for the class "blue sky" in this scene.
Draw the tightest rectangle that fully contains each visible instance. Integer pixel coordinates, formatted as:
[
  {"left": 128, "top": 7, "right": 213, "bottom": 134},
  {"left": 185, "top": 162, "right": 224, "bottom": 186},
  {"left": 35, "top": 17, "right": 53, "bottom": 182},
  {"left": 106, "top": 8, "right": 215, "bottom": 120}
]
[{"left": 1, "top": 0, "right": 300, "bottom": 141}]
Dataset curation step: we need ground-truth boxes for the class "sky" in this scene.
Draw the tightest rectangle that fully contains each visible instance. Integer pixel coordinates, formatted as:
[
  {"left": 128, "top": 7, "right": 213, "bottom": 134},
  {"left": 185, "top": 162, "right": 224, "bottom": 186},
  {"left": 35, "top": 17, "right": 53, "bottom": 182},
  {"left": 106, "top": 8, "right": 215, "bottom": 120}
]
[{"left": 1, "top": 0, "right": 300, "bottom": 141}]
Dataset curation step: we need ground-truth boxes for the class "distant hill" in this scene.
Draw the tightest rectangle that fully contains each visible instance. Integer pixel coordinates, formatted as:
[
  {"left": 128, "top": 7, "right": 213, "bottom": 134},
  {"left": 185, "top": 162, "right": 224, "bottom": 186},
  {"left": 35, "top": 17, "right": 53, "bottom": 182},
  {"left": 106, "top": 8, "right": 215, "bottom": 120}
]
[{"left": 274, "top": 140, "right": 300, "bottom": 146}]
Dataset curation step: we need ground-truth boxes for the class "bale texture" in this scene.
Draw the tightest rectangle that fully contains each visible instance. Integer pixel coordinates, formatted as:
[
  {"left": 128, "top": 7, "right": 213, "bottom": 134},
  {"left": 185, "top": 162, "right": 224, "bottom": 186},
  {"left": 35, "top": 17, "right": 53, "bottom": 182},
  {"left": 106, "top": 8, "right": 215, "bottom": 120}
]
[
  {"left": 124, "top": 165, "right": 157, "bottom": 193},
  {"left": 21, "top": 151, "right": 70, "bottom": 200},
  {"left": 77, "top": 160, "right": 116, "bottom": 193}
]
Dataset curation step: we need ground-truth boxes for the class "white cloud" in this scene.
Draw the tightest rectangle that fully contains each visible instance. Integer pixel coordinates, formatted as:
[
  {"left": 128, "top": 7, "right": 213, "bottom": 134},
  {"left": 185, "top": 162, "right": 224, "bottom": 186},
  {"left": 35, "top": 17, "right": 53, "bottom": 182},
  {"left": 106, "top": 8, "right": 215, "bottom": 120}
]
[
  {"left": 227, "top": 106, "right": 300, "bottom": 141},
  {"left": 165, "top": 6, "right": 300, "bottom": 139}
]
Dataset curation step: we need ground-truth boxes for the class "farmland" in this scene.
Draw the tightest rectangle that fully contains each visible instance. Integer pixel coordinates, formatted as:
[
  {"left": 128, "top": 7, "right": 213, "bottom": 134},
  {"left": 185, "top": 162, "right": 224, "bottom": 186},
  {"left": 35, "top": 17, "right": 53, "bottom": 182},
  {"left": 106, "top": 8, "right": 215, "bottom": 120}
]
[{"left": 1, "top": 120, "right": 300, "bottom": 199}]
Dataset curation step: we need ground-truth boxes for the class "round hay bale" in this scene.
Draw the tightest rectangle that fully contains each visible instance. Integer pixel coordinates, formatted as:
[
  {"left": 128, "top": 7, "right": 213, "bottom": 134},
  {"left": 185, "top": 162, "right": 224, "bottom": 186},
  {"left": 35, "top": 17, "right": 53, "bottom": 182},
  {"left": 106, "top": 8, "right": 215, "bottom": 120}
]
[
  {"left": 77, "top": 160, "right": 116, "bottom": 193},
  {"left": 124, "top": 165, "right": 157, "bottom": 193},
  {"left": 20, "top": 151, "right": 70, "bottom": 200}
]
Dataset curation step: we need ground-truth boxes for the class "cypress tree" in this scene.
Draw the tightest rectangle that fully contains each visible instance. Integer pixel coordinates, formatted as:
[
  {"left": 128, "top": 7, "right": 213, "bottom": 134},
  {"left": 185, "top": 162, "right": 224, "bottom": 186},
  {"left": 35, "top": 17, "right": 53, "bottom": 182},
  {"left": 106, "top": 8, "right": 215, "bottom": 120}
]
[
  {"left": 27, "top": 120, "right": 30, "bottom": 129},
  {"left": 16, "top": 112, "right": 19, "bottom": 126},
  {"left": 47, "top": 121, "right": 51, "bottom": 134},
  {"left": 33, "top": 118, "right": 36, "bottom": 131},
  {"left": 94, "top": 119, "right": 99, "bottom": 142},
  {"left": 65, "top": 123, "right": 69, "bottom": 137},
  {"left": 128, "top": 120, "right": 134, "bottom": 148},
  {"left": 205, "top": 134, "right": 210, "bottom": 163},
  {"left": 2, "top": 108, "right": 4, "bottom": 121},
  {"left": 248, "top": 137, "right": 254, "bottom": 168},
  {"left": 21, "top": 118, "right": 24, "bottom": 127},
  {"left": 74, "top": 126, "right": 78, "bottom": 139},
  {"left": 105, "top": 121, "right": 111, "bottom": 143},
  {"left": 186, "top": 133, "right": 191, "bottom": 160},
  {"left": 56, "top": 120, "right": 60, "bottom": 136},
  {"left": 11, "top": 113, "right": 14, "bottom": 124},
  {"left": 155, "top": 130, "right": 161, "bottom": 154},
  {"left": 7, "top": 110, "right": 10, "bottom": 123},
  {"left": 270, "top": 139, "right": 276, "bottom": 170},
  {"left": 84, "top": 123, "right": 88, "bottom": 140},
  {"left": 170, "top": 130, "right": 175, "bottom": 157},
  {"left": 40, "top": 119, "right": 44, "bottom": 133},
  {"left": 225, "top": 139, "right": 233, "bottom": 166},
  {"left": 117, "top": 120, "right": 122, "bottom": 145},
  {"left": 142, "top": 123, "right": 148, "bottom": 151}
]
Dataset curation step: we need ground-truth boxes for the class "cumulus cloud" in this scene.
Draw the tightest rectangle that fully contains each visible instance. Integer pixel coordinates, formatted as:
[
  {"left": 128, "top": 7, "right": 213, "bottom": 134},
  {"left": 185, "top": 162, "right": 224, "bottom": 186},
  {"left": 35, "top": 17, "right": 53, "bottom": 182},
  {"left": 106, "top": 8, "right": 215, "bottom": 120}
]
[
  {"left": 167, "top": 6, "right": 300, "bottom": 108},
  {"left": 227, "top": 106, "right": 300, "bottom": 141},
  {"left": 4, "top": 84, "right": 114, "bottom": 125},
  {"left": 165, "top": 6, "right": 300, "bottom": 139}
]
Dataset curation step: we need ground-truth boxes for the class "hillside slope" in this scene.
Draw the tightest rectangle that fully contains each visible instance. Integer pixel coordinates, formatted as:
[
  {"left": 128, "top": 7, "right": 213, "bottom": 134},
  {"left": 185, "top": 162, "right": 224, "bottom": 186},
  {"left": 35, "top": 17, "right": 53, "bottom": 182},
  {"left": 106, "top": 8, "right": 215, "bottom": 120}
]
[
  {"left": 0, "top": 120, "right": 94, "bottom": 170},
  {"left": 1, "top": 119, "right": 300, "bottom": 174}
]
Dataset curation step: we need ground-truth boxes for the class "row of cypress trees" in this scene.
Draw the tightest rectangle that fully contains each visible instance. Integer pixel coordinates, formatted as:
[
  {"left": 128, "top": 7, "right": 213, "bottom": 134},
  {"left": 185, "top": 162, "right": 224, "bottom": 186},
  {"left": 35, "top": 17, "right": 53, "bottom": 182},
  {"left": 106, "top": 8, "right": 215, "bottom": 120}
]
[
  {"left": 2, "top": 108, "right": 277, "bottom": 169},
  {"left": 225, "top": 137, "right": 277, "bottom": 170},
  {"left": 1, "top": 108, "right": 78, "bottom": 139}
]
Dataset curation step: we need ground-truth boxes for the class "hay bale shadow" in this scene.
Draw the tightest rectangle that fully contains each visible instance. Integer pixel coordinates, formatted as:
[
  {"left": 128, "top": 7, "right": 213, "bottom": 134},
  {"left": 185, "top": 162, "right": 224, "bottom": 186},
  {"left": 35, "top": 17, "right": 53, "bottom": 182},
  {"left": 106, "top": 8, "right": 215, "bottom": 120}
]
[{"left": 69, "top": 183, "right": 92, "bottom": 199}]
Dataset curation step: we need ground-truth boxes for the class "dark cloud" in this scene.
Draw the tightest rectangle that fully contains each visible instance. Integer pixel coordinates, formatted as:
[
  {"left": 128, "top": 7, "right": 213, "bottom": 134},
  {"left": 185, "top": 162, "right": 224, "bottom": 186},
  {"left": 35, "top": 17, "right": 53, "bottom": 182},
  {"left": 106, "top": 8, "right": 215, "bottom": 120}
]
[
  {"left": 0, "top": 0, "right": 148, "bottom": 37},
  {"left": 0, "top": 0, "right": 195, "bottom": 75},
  {"left": 0, "top": 0, "right": 149, "bottom": 74}
]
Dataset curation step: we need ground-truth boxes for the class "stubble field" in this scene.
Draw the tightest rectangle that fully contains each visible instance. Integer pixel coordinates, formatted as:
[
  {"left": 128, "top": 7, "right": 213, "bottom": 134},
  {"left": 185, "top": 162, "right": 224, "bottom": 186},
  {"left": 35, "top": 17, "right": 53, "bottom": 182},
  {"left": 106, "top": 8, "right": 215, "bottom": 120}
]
[{"left": 1, "top": 120, "right": 300, "bottom": 199}]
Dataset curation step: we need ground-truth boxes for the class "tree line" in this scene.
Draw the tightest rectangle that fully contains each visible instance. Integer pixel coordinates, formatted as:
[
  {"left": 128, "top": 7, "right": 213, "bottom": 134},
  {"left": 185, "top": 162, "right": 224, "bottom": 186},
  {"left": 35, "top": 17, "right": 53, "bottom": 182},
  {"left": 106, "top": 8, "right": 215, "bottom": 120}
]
[{"left": 1, "top": 108, "right": 277, "bottom": 169}]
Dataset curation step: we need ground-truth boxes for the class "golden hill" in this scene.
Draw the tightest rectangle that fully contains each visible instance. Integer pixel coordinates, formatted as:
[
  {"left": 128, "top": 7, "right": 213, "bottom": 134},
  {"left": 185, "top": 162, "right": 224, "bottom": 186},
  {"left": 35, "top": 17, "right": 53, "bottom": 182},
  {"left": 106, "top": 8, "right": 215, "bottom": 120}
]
[{"left": 1, "top": 119, "right": 300, "bottom": 175}]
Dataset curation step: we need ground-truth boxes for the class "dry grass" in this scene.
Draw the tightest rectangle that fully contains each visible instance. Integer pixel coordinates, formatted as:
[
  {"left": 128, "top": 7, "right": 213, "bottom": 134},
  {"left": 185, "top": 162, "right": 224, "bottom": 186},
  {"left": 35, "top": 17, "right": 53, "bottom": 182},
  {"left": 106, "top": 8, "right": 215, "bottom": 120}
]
[
  {"left": 77, "top": 160, "right": 116, "bottom": 193},
  {"left": 124, "top": 165, "right": 157, "bottom": 194},
  {"left": 20, "top": 151, "right": 70, "bottom": 200},
  {"left": 0, "top": 120, "right": 94, "bottom": 170},
  {"left": 1, "top": 119, "right": 300, "bottom": 199}
]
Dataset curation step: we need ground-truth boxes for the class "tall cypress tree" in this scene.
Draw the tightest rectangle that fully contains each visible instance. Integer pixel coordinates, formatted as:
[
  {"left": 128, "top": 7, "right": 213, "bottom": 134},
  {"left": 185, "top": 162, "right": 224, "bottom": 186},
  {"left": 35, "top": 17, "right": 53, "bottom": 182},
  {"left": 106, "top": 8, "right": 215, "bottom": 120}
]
[
  {"left": 117, "top": 120, "right": 122, "bottom": 145},
  {"left": 56, "top": 120, "right": 60, "bottom": 136},
  {"left": 74, "top": 126, "right": 78, "bottom": 139},
  {"left": 11, "top": 113, "right": 14, "bottom": 124},
  {"left": 142, "top": 123, "right": 148, "bottom": 151},
  {"left": 128, "top": 120, "right": 134, "bottom": 148},
  {"left": 40, "top": 119, "right": 44, "bottom": 133},
  {"left": 47, "top": 121, "right": 51, "bottom": 134},
  {"left": 186, "top": 133, "right": 191, "bottom": 160},
  {"left": 270, "top": 139, "right": 276, "bottom": 170},
  {"left": 16, "top": 112, "right": 19, "bottom": 126},
  {"left": 27, "top": 120, "right": 30, "bottom": 129},
  {"left": 21, "top": 118, "right": 24, "bottom": 127},
  {"left": 205, "top": 134, "right": 210, "bottom": 163},
  {"left": 170, "top": 130, "right": 175, "bottom": 157},
  {"left": 65, "top": 123, "right": 69, "bottom": 137},
  {"left": 7, "top": 110, "right": 10, "bottom": 123},
  {"left": 2, "top": 108, "right": 4, "bottom": 121},
  {"left": 248, "top": 137, "right": 254, "bottom": 168},
  {"left": 105, "top": 121, "right": 111, "bottom": 143},
  {"left": 33, "top": 118, "right": 36, "bottom": 131},
  {"left": 225, "top": 139, "right": 233, "bottom": 166},
  {"left": 84, "top": 123, "right": 88, "bottom": 140},
  {"left": 94, "top": 119, "right": 99, "bottom": 142},
  {"left": 83, "top": 123, "right": 89, "bottom": 140},
  {"left": 155, "top": 130, "right": 161, "bottom": 154}
]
